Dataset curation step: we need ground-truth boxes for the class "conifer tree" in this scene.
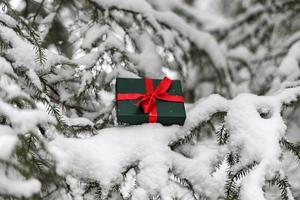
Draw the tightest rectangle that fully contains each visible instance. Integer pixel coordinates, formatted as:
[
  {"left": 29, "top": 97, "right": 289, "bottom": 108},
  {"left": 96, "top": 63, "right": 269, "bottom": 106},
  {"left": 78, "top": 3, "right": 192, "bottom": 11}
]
[{"left": 0, "top": 0, "right": 300, "bottom": 199}]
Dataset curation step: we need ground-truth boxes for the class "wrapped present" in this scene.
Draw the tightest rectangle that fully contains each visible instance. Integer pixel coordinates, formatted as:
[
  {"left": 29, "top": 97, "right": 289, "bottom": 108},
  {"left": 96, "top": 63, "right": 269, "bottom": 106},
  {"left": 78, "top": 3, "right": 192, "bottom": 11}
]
[{"left": 116, "top": 77, "right": 186, "bottom": 125}]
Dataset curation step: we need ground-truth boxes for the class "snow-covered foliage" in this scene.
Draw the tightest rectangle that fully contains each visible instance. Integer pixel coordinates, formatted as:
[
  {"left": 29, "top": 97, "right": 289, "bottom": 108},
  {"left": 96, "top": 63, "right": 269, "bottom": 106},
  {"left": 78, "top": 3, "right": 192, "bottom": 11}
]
[{"left": 0, "top": 0, "right": 300, "bottom": 199}]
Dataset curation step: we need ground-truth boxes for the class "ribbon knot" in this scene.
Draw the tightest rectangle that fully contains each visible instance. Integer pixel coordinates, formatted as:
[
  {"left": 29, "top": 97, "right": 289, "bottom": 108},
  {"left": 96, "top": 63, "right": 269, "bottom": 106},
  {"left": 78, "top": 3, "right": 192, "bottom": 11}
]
[{"left": 116, "top": 77, "right": 185, "bottom": 123}]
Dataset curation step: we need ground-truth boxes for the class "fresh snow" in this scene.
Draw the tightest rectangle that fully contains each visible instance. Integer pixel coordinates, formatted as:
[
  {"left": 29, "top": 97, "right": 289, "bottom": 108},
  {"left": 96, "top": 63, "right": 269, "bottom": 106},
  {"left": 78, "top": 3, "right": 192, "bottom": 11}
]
[
  {"left": 0, "top": 13, "right": 17, "bottom": 27},
  {"left": 0, "top": 132, "right": 17, "bottom": 159},
  {"left": 92, "top": 0, "right": 227, "bottom": 70},
  {"left": 0, "top": 99, "right": 51, "bottom": 132},
  {"left": 0, "top": 57, "right": 16, "bottom": 77},
  {"left": 50, "top": 86, "right": 300, "bottom": 199},
  {"left": 0, "top": 172, "right": 41, "bottom": 198},
  {"left": 63, "top": 116, "right": 94, "bottom": 127},
  {"left": 1, "top": 0, "right": 300, "bottom": 199},
  {"left": 127, "top": 33, "right": 163, "bottom": 78},
  {"left": 49, "top": 124, "right": 180, "bottom": 197},
  {"left": 278, "top": 41, "right": 300, "bottom": 81},
  {"left": 0, "top": 26, "right": 69, "bottom": 72},
  {"left": 82, "top": 24, "right": 109, "bottom": 49},
  {"left": 0, "top": 67, "right": 51, "bottom": 198}
]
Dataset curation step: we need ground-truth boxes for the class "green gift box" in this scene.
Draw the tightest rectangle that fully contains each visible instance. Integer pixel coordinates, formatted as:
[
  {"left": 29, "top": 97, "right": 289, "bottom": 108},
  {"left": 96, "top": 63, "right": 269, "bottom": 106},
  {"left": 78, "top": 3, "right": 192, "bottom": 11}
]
[{"left": 115, "top": 77, "right": 186, "bottom": 125}]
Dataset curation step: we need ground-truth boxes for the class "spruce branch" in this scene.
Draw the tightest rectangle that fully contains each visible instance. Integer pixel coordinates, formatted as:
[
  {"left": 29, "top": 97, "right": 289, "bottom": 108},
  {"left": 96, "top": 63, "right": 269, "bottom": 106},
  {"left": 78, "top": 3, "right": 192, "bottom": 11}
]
[
  {"left": 226, "top": 153, "right": 240, "bottom": 168},
  {"left": 8, "top": 96, "right": 36, "bottom": 109},
  {"left": 171, "top": 172, "right": 199, "bottom": 200},
  {"left": 216, "top": 124, "right": 229, "bottom": 145},
  {"left": 2, "top": 0, "right": 47, "bottom": 65},
  {"left": 280, "top": 138, "right": 300, "bottom": 162},
  {"left": 32, "top": 0, "right": 46, "bottom": 23},
  {"left": 0, "top": 37, "right": 9, "bottom": 53},
  {"left": 225, "top": 161, "right": 257, "bottom": 200},
  {"left": 170, "top": 112, "right": 227, "bottom": 149},
  {"left": 267, "top": 174, "right": 291, "bottom": 200},
  {"left": 83, "top": 180, "right": 102, "bottom": 199}
]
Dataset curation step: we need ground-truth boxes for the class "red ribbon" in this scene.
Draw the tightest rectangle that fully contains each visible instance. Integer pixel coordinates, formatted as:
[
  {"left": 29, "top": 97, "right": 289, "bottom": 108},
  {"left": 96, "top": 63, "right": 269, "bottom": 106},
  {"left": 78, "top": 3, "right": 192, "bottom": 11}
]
[{"left": 116, "top": 77, "right": 185, "bottom": 123}]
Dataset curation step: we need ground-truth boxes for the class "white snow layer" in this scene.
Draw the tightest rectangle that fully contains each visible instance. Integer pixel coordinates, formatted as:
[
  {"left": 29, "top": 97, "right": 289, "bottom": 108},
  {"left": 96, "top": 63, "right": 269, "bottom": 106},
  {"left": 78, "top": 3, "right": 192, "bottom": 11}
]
[
  {"left": 91, "top": 0, "right": 227, "bottom": 70},
  {"left": 226, "top": 94, "right": 285, "bottom": 200},
  {"left": 0, "top": 52, "right": 53, "bottom": 198},
  {"left": 0, "top": 91, "right": 50, "bottom": 197},
  {"left": 50, "top": 124, "right": 180, "bottom": 197},
  {"left": 82, "top": 24, "right": 109, "bottom": 49},
  {"left": 127, "top": 33, "right": 164, "bottom": 78},
  {"left": 50, "top": 86, "right": 300, "bottom": 199},
  {"left": 278, "top": 41, "right": 300, "bottom": 81},
  {"left": 63, "top": 116, "right": 94, "bottom": 127},
  {"left": 0, "top": 25, "right": 69, "bottom": 72},
  {"left": 0, "top": 57, "right": 16, "bottom": 77},
  {"left": 0, "top": 107, "right": 47, "bottom": 197},
  {"left": 0, "top": 13, "right": 17, "bottom": 27},
  {"left": 0, "top": 170, "right": 41, "bottom": 198}
]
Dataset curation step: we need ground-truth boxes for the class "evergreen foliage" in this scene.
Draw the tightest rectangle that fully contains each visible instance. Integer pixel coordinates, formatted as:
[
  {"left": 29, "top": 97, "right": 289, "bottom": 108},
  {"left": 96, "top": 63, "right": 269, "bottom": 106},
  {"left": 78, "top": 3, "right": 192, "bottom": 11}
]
[{"left": 0, "top": 0, "right": 300, "bottom": 199}]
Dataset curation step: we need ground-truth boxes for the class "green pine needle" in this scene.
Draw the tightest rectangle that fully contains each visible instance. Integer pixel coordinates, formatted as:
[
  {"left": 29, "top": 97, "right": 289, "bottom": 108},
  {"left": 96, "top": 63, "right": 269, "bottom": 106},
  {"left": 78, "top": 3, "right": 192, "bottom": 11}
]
[
  {"left": 267, "top": 174, "right": 291, "bottom": 200},
  {"left": 216, "top": 124, "right": 230, "bottom": 145},
  {"left": 280, "top": 138, "right": 300, "bottom": 163},
  {"left": 225, "top": 161, "right": 257, "bottom": 200}
]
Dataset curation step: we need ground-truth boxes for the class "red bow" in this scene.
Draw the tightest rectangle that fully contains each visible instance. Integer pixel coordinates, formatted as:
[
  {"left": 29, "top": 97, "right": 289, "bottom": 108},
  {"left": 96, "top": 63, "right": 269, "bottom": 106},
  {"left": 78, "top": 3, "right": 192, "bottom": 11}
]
[{"left": 116, "top": 77, "right": 185, "bottom": 123}]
